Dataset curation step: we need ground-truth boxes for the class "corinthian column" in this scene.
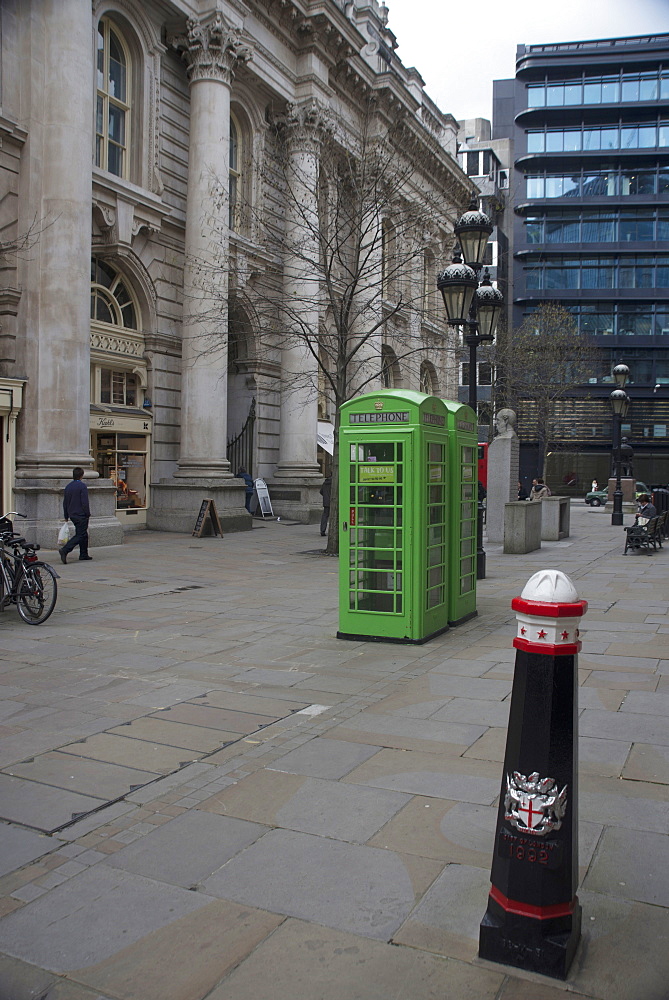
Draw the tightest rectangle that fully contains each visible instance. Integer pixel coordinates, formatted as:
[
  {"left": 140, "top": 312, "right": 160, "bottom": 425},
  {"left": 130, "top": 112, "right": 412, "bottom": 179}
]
[
  {"left": 149, "top": 14, "right": 253, "bottom": 532},
  {"left": 274, "top": 101, "right": 325, "bottom": 487},
  {"left": 173, "top": 13, "right": 250, "bottom": 478},
  {"left": 14, "top": 0, "right": 122, "bottom": 548},
  {"left": 17, "top": 0, "right": 93, "bottom": 478}
]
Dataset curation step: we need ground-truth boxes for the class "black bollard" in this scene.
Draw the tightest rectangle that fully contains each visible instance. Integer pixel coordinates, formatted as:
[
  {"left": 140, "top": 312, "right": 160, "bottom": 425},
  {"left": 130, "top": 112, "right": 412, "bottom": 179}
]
[{"left": 479, "top": 569, "right": 587, "bottom": 980}]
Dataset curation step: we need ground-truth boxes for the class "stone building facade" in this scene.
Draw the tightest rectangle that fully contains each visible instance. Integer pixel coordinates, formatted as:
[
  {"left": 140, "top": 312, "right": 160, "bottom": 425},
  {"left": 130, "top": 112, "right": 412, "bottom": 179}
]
[{"left": 0, "top": 0, "right": 472, "bottom": 544}]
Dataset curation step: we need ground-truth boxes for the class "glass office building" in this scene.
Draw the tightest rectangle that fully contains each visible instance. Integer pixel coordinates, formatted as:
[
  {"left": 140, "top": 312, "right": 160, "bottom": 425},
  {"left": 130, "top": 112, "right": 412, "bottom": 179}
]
[{"left": 493, "top": 34, "right": 669, "bottom": 486}]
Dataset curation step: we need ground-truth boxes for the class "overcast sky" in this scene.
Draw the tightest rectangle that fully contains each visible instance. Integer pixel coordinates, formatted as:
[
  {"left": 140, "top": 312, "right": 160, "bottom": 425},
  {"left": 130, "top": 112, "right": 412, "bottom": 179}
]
[{"left": 386, "top": 0, "right": 669, "bottom": 123}]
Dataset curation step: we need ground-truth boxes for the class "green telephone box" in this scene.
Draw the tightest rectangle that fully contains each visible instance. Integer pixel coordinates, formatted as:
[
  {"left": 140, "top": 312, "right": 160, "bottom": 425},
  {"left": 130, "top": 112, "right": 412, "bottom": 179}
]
[
  {"left": 442, "top": 399, "right": 478, "bottom": 627},
  {"left": 337, "top": 389, "right": 477, "bottom": 644}
]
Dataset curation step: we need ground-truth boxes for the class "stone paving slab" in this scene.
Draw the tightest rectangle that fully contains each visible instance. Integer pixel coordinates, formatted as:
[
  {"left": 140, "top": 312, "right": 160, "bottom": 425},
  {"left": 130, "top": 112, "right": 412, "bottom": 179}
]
[
  {"left": 327, "top": 710, "right": 487, "bottom": 751},
  {"left": 206, "top": 918, "right": 505, "bottom": 1000},
  {"left": 198, "top": 767, "right": 411, "bottom": 844},
  {"left": 567, "top": 889, "right": 669, "bottom": 1000},
  {"left": 4, "top": 751, "right": 160, "bottom": 800},
  {"left": 0, "top": 955, "right": 116, "bottom": 1000},
  {"left": 582, "top": 826, "right": 669, "bottom": 906},
  {"left": 151, "top": 703, "right": 280, "bottom": 732},
  {"left": 393, "top": 862, "right": 491, "bottom": 961},
  {"left": 582, "top": 670, "right": 659, "bottom": 690},
  {"left": 229, "top": 668, "right": 315, "bottom": 687},
  {"left": 196, "top": 690, "right": 309, "bottom": 714},
  {"left": 580, "top": 708, "right": 669, "bottom": 744},
  {"left": 72, "top": 900, "right": 282, "bottom": 1000},
  {"left": 0, "top": 773, "right": 105, "bottom": 833},
  {"left": 344, "top": 747, "right": 500, "bottom": 804},
  {"left": 431, "top": 697, "right": 511, "bottom": 727},
  {"left": 0, "top": 866, "right": 214, "bottom": 973},
  {"left": 0, "top": 823, "right": 57, "bottom": 877},
  {"left": 107, "top": 717, "right": 237, "bottom": 753},
  {"left": 60, "top": 732, "right": 200, "bottom": 774},
  {"left": 622, "top": 742, "right": 669, "bottom": 783},
  {"left": 268, "top": 736, "right": 380, "bottom": 778},
  {"left": 104, "top": 811, "right": 268, "bottom": 887},
  {"left": 201, "top": 827, "right": 433, "bottom": 941}
]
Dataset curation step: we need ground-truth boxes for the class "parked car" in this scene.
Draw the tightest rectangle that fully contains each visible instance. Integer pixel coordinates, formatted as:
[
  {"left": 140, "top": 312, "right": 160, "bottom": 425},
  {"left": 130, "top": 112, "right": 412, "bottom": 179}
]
[{"left": 585, "top": 482, "right": 650, "bottom": 507}]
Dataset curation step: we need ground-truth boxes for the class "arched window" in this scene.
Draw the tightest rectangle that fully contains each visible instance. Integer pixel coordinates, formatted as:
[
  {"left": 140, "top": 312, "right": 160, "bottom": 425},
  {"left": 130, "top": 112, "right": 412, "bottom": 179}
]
[
  {"left": 90, "top": 258, "right": 138, "bottom": 329},
  {"left": 229, "top": 114, "right": 241, "bottom": 231},
  {"left": 96, "top": 17, "right": 131, "bottom": 177},
  {"left": 420, "top": 361, "right": 439, "bottom": 396},
  {"left": 381, "top": 345, "right": 400, "bottom": 389}
]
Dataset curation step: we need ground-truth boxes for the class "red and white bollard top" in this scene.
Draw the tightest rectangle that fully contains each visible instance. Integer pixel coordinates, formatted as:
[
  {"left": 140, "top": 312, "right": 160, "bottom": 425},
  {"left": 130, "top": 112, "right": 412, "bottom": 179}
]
[{"left": 512, "top": 570, "right": 588, "bottom": 655}]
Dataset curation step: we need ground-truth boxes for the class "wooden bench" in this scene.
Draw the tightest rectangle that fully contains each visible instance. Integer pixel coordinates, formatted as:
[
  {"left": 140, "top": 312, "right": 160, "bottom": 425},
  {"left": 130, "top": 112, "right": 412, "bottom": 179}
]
[{"left": 623, "top": 515, "right": 662, "bottom": 555}]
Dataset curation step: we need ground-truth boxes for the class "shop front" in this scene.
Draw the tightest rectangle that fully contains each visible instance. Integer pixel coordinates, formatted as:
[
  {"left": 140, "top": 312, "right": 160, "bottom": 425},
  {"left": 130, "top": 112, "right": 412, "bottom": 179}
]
[
  {"left": 0, "top": 378, "right": 24, "bottom": 515},
  {"left": 91, "top": 408, "right": 151, "bottom": 526}
]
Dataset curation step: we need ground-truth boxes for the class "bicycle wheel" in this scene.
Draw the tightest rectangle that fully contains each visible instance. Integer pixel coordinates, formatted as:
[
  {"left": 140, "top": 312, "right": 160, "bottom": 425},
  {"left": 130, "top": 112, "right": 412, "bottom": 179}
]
[{"left": 16, "top": 562, "right": 57, "bottom": 624}]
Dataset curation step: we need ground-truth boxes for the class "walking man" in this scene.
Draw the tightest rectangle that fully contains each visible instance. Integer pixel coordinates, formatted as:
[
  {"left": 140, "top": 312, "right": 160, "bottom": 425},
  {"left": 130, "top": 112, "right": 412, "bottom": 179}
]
[{"left": 59, "top": 467, "right": 92, "bottom": 564}]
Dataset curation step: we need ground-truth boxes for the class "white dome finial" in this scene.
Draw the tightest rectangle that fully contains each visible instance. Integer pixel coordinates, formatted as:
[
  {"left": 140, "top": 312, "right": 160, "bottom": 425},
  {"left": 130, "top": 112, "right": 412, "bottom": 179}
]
[{"left": 520, "top": 570, "right": 579, "bottom": 604}]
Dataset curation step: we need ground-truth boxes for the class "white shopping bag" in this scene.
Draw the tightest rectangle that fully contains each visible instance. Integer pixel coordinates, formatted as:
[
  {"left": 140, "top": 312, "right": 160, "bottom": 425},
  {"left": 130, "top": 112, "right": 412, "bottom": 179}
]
[{"left": 57, "top": 522, "right": 73, "bottom": 546}]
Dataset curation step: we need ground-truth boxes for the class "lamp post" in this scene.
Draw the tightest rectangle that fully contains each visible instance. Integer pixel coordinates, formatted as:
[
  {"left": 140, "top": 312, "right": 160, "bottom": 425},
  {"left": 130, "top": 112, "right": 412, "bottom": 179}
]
[
  {"left": 610, "top": 363, "right": 630, "bottom": 527},
  {"left": 437, "top": 196, "right": 503, "bottom": 579}
]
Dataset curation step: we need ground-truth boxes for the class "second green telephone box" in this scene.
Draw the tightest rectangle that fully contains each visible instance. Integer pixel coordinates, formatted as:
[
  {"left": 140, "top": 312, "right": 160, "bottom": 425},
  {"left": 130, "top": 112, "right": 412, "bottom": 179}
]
[{"left": 337, "top": 390, "right": 478, "bottom": 644}]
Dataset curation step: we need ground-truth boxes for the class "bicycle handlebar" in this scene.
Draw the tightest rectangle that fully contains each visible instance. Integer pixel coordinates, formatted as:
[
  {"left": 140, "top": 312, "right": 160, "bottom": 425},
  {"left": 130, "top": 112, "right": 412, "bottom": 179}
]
[{"left": 1, "top": 512, "right": 26, "bottom": 519}]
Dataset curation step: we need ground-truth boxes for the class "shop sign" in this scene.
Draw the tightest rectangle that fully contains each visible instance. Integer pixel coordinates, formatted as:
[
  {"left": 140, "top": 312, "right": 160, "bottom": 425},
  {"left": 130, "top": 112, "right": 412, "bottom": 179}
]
[{"left": 92, "top": 414, "right": 152, "bottom": 433}]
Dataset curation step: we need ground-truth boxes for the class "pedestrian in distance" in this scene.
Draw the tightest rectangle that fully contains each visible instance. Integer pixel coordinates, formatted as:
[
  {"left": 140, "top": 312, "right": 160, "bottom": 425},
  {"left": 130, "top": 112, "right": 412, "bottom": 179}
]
[
  {"left": 320, "top": 474, "right": 332, "bottom": 537},
  {"left": 235, "top": 468, "right": 254, "bottom": 512},
  {"left": 59, "top": 467, "right": 92, "bottom": 564},
  {"left": 591, "top": 479, "right": 598, "bottom": 491},
  {"left": 529, "top": 477, "right": 551, "bottom": 501},
  {"left": 517, "top": 480, "right": 529, "bottom": 500}
]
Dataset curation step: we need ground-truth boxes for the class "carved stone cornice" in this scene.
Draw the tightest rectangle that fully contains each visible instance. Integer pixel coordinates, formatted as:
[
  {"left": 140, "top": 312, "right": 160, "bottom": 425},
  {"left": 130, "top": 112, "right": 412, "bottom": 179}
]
[{"left": 170, "top": 13, "right": 252, "bottom": 86}]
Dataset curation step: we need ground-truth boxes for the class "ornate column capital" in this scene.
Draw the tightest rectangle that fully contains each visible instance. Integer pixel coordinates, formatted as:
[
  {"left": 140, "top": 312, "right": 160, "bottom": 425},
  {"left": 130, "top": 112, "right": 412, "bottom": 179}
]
[
  {"left": 274, "top": 99, "right": 331, "bottom": 153},
  {"left": 170, "top": 13, "right": 252, "bottom": 85}
]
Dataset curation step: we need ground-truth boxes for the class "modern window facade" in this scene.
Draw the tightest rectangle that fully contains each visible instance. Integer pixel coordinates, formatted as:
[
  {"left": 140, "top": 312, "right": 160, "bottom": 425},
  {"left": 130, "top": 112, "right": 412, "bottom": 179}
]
[{"left": 493, "top": 33, "right": 669, "bottom": 485}]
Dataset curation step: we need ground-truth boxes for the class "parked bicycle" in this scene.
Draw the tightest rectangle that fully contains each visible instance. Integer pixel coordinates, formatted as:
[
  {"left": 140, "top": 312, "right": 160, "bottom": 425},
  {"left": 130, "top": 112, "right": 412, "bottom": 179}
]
[{"left": 0, "top": 512, "right": 58, "bottom": 625}]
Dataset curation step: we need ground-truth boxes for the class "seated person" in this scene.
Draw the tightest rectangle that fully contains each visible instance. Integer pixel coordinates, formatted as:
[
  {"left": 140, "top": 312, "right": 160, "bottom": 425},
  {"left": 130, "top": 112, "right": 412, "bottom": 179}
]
[{"left": 635, "top": 494, "right": 657, "bottom": 526}]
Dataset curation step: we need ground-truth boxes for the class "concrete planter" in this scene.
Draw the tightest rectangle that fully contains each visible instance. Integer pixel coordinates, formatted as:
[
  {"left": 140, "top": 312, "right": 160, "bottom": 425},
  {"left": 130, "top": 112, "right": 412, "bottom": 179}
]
[
  {"left": 541, "top": 495, "right": 571, "bottom": 541},
  {"left": 503, "top": 500, "right": 542, "bottom": 554}
]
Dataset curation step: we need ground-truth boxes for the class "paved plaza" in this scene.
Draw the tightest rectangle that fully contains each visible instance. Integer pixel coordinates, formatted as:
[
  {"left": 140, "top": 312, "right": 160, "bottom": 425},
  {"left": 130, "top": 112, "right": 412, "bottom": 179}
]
[{"left": 0, "top": 503, "right": 667, "bottom": 1000}]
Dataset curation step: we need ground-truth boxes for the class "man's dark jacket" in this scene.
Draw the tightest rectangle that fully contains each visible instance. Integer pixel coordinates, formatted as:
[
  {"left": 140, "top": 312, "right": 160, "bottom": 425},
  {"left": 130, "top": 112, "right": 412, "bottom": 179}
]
[{"left": 63, "top": 480, "right": 90, "bottom": 519}]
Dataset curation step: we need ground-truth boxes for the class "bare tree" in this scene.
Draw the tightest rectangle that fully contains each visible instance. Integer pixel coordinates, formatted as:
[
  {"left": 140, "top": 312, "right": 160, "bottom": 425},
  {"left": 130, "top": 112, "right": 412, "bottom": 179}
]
[
  {"left": 245, "top": 98, "right": 468, "bottom": 552},
  {"left": 494, "top": 303, "right": 599, "bottom": 476},
  {"left": 0, "top": 214, "right": 54, "bottom": 262}
]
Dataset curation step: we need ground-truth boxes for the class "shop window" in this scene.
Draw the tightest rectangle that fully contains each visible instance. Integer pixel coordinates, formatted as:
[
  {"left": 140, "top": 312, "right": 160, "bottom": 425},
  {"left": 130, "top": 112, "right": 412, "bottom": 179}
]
[
  {"left": 94, "top": 432, "right": 147, "bottom": 510},
  {"left": 96, "top": 17, "right": 131, "bottom": 178}
]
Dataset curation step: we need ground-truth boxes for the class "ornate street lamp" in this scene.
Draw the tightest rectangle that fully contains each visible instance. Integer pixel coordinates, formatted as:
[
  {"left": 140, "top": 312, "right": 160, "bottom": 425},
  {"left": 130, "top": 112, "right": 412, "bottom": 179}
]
[
  {"left": 437, "top": 195, "right": 503, "bottom": 578},
  {"left": 437, "top": 198, "right": 503, "bottom": 411},
  {"left": 610, "top": 375, "right": 630, "bottom": 527}
]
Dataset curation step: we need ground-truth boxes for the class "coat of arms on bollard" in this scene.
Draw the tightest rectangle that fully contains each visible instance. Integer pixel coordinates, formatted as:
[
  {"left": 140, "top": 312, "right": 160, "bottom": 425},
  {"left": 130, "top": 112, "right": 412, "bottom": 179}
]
[
  {"left": 479, "top": 570, "right": 587, "bottom": 980},
  {"left": 505, "top": 772, "right": 567, "bottom": 836}
]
